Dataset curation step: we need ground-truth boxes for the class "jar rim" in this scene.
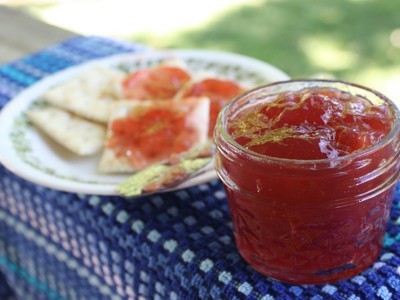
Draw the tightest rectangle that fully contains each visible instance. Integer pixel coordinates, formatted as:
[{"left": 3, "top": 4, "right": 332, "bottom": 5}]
[{"left": 214, "top": 79, "right": 400, "bottom": 166}]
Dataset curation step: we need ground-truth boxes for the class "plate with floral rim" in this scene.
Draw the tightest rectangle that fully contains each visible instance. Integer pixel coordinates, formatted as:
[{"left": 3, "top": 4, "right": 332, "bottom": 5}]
[{"left": 0, "top": 49, "right": 290, "bottom": 195}]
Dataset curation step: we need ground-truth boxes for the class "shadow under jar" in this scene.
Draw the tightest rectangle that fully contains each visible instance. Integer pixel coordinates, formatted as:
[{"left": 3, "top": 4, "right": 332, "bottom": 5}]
[{"left": 214, "top": 80, "right": 400, "bottom": 284}]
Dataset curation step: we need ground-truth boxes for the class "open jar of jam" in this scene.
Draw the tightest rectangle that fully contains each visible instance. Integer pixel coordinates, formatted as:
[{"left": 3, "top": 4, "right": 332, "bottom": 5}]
[{"left": 214, "top": 80, "right": 400, "bottom": 284}]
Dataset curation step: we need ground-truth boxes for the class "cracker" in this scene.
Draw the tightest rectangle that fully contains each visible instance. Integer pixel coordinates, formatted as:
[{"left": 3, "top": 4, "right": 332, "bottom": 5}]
[
  {"left": 28, "top": 107, "right": 106, "bottom": 156},
  {"left": 42, "top": 66, "right": 125, "bottom": 123},
  {"left": 98, "top": 97, "right": 209, "bottom": 174}
]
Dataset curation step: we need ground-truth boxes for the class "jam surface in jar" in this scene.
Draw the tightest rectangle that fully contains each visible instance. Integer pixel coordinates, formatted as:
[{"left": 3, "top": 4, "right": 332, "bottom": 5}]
[
  {"left": 228, "top": 87, "right": 393, "bottom": 160},
  {"left": 215, "top": 82, "right": 400, "bottom": 284}
]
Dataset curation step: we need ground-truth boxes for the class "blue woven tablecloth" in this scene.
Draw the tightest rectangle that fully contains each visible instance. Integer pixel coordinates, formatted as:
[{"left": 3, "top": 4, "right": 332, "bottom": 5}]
[{"left": 0, "top": 36, "right": 399, "bottom": 300}]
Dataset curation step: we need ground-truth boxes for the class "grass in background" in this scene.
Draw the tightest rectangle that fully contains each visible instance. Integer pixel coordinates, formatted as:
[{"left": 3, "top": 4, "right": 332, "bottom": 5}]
[
  {"left": 129, "top": 0, "right": 400, "bottom": 100},
  {"left": 14, "top": 0, "right": 400, "bottom": 100}
]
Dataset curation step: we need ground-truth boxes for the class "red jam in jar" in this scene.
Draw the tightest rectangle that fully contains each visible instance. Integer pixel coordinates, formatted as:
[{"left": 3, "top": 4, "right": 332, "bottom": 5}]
[{"left": 214, "top": 80, "right": 400, "bottom": 284}]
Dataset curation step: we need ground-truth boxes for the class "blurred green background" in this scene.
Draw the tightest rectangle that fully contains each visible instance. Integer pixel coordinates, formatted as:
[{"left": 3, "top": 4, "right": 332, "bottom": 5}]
[{"left": 10, "top": 0, "right": 400, "bottom": 103}]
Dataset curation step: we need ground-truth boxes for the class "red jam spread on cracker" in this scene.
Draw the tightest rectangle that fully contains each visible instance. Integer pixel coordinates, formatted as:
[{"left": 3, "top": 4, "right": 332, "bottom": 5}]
[
  {"left": 122, "top": 66, "right": 191, "bottom": 100},
  {"left": 107, "top": 99, "right": 208, "bottom": 169},
  {"left": 183, "top": 78, "right": 244, "bottom": 137}
]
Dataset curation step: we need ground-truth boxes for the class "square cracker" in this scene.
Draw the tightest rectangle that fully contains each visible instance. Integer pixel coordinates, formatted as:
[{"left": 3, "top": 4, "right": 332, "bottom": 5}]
[
  {"left": 98, "top": 97, "right": 209, "bottom": 174},
  {"left": 42, "top": 66, "right": 125, "bottom": 123},
  {"left": 28, "top": 107, "right": 106, "bottom": 156}
]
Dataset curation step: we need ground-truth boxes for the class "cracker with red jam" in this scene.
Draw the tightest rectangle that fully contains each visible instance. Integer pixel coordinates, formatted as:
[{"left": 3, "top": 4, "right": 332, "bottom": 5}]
[
  {"left": 98, "top": 97, "right": 209, "bottom": 174},
  {"left": 121, "top": 61, "right": 192, "bottom": 100},
  {"left": 176, "top": 77, "right": 245, "bottom": 137}
]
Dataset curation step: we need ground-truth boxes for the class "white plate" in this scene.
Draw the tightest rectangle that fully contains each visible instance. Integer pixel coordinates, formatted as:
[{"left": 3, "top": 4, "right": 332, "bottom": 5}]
[{"left": 0, "top": 49, "right": 290, "bottom": 195}]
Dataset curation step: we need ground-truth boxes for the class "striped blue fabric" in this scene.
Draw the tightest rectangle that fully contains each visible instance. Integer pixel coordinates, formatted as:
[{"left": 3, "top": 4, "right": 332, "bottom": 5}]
[{"left": 0, "top": 36, "right": 400, "bottom": 300}]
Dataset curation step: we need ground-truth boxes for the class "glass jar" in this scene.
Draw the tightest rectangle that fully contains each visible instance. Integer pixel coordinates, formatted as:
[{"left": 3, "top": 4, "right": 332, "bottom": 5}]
[{"left": 214, "top": 80, "right": 400, "bottom": 284}]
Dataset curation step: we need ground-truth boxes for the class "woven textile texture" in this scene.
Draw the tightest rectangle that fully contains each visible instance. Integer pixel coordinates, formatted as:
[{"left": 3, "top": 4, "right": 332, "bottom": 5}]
[{"left": 0, "top": 36, "right": 400, "bottom": 300}]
